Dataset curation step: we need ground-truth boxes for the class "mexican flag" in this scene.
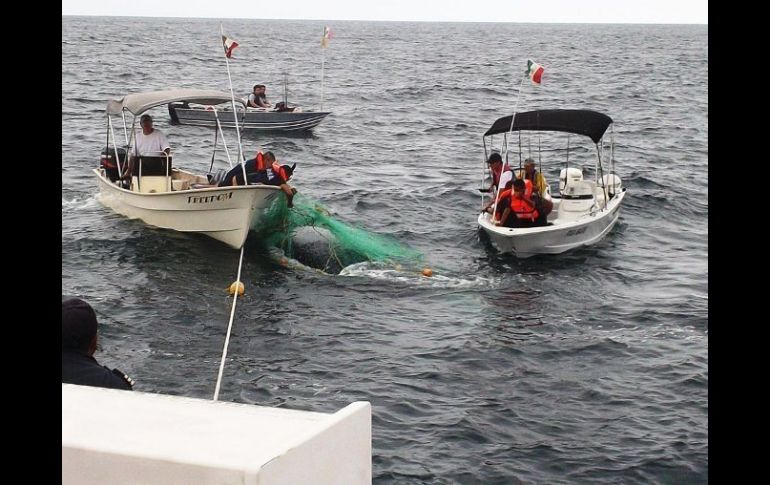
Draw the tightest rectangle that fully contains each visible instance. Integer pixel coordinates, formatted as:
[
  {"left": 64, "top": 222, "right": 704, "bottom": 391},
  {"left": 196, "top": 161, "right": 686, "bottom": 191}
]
[
  {"left": 222, "top": 35, "right": 239, "bottom": 59},
  {"left": 525, "top": 60, "right": 544, "bottom": 85},
  {"left": 321, "top": 26, "right": 333, "bottom": 48}
]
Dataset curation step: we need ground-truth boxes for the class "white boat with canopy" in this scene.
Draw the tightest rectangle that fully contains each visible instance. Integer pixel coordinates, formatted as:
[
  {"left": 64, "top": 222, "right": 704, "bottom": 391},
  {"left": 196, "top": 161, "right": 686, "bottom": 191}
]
[
  {"left": 477, "top": 109, "right": 626, "bottom": 258},
  {"left": 95, "top": 88, "right": 284, "bottom": 250}
]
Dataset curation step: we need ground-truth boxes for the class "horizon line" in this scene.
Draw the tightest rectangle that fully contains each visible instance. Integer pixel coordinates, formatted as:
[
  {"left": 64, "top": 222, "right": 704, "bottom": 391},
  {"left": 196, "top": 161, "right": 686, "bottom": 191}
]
[{"left": 61, "top": 14, "right": 708, "bottom": 26}]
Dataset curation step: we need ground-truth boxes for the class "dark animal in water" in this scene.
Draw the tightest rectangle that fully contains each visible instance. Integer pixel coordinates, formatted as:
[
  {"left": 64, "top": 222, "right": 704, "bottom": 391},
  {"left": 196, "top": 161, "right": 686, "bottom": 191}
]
[{"left": 288, "top": 226, "right": 344, "bottom": 274}]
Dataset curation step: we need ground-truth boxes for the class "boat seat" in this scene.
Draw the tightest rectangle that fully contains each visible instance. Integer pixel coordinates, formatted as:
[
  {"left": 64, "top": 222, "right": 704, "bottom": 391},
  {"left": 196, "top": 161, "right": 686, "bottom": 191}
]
[
  {"left": 132, "top": 175, "right": 171, "bottom": 193},
  {"left": 131, "top": 155, "right": 173, "bottom": 177}
]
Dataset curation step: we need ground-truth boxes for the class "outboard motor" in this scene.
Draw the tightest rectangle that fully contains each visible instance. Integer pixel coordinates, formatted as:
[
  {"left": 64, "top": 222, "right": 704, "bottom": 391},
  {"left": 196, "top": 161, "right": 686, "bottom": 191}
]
[
  {"left": 559, "top": 167, "right": 583, "bottom": 193},
  {"left": 601, "top": 174, "right": 623, "bottom": 197},
  {"left": 558, "top": 167, "right": 596, "bottom": 220},
  {"left": 100, "top": 147, "right": 127, "bottom": 182}
]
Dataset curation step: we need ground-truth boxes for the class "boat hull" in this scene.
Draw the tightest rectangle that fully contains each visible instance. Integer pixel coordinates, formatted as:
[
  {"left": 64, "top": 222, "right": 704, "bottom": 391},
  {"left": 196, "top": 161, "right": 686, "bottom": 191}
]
[
  {"left": 478, "top": 191, "right": 626, "bottom": 258},
  {"left": 94, "top": 169, "right": 281, "bottom": 249},
  {"left": 168, "top": 105, "right": 330, "bottom": 132}
]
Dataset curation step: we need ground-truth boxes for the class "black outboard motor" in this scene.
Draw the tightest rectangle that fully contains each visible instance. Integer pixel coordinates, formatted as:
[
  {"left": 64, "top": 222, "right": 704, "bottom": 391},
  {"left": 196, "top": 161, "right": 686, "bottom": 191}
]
[{"left": 100, "top": 147, "right": 127, "bottom": 182}]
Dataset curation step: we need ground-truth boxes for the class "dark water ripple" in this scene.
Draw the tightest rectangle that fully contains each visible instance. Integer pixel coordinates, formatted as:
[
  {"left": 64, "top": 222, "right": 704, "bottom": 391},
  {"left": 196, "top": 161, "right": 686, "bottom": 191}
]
[{"left": 63, "top": 17, "right": 707, "bottom": 483}]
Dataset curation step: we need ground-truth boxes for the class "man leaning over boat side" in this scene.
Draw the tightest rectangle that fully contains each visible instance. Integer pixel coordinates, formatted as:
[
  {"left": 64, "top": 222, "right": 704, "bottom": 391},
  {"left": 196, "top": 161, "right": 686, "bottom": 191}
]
[
  {"left": 62, "top": 298, "right": 134, "bottom": 391},
  {"left": 122, "top": 114, "right": 171, "bottom": 182},
  {"left": 218, "top": 151, "right": 298, "bottom": 207}
]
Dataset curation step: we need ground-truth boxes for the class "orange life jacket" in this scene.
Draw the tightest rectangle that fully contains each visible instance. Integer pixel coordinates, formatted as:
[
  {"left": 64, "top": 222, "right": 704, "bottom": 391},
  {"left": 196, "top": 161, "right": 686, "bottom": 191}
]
[
  {"left": 510, "top": 194, "right": 539, "bottom": 221},
  {"left": 254, "top": 152, "right": 267, "bottom": 171},
  {"left": 523, "top": 179, "right": 533, "bottom": 198}
]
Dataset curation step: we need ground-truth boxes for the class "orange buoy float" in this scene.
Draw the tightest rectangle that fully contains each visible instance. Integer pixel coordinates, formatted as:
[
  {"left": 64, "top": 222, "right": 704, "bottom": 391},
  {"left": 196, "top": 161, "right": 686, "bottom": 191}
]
[{"left": 228, "top": 281, "right": 245, "bottom": 296}]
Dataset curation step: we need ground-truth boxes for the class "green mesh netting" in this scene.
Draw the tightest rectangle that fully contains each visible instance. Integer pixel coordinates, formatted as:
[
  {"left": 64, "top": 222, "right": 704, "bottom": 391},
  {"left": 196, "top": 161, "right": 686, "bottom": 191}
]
[{"left": 253, "top": 194, "right": 422, "bottom": 271}]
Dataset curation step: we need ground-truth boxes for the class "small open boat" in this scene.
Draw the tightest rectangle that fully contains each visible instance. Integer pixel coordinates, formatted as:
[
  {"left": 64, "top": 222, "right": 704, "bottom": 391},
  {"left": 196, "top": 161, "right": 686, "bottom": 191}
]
[
  {"left": 477, "top": 109, "right": 626, "bottom": 258},
  {"left": 168, "top": 75, "right": 329, "bottom": 132},
  {"left": 95, "top": 88, "right": 286, "bottom": 249}
]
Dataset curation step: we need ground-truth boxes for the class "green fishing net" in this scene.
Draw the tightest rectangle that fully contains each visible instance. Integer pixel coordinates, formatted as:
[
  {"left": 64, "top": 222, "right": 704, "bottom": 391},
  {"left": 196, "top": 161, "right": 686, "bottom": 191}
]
[{"left": 253, "top": 193, "right": 422, "bottom": 271}]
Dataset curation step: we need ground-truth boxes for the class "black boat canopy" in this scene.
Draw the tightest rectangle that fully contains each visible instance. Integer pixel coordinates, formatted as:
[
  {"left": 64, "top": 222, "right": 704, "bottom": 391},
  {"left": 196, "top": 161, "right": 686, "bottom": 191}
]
[{"left": 483, "top": 109, "right": 613, "bottom": 144}]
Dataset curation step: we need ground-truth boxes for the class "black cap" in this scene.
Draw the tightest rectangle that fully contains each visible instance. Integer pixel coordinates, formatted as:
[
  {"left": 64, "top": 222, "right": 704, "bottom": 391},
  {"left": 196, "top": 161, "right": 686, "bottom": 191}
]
[
  {"left": 282, "top": 163, "right": 296, "bottom": 179},
  {"left": 486, "top": 153, "right": 502, "bottom": 164},
  {"left": 62, "top": 298, "right": 98, "bottom": 352}
]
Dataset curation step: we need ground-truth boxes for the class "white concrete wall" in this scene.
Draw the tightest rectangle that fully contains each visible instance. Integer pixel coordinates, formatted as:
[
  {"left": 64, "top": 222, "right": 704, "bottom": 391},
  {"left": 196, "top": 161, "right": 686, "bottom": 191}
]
[{"left": 62, "top": 384, "right": 371, "bottom": 484}]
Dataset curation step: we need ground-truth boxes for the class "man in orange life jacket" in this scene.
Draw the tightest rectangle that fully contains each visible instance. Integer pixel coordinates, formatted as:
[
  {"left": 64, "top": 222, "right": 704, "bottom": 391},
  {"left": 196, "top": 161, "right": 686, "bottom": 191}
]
[
  {"left": 219, "top": 151, "right": 297, "bottom": 207},
  {"left": 496, "top": 178, "right": 547, "bottom": 228}
]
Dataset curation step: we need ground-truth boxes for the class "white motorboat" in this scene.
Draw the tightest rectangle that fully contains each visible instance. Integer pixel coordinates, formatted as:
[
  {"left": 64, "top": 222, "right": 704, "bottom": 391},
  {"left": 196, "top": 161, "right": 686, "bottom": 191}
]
[
  {"left": 477, "top": 109, "right": 626, "bottom": 258},
  {"left": 96, "top": 88, "right": 285, "bottom": 250}
]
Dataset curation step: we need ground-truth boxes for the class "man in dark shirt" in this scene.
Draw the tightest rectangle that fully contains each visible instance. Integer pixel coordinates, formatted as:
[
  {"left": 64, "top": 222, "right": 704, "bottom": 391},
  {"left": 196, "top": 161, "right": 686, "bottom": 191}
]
[
  {"left": 62, "top": 298, "right": 133, "bottom": 391},
  {"left": 218, "top": 152, "right": 297, "bottom": 207}
]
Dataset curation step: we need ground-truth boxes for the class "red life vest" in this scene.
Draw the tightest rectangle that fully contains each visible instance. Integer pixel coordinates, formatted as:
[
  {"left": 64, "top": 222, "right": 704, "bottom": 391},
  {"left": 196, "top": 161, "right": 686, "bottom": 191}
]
[
  {"left": 491, "top": 163, "right": 511, "bottom": 187},
  {"left": 510, "top": 194, "right": 539, "bottom": 221},
  {"left": 524, "top": 179, "right": 533, "bottom": 198},
  {"left": 254, "top": 152, "right": 267, "bottom": 171}
]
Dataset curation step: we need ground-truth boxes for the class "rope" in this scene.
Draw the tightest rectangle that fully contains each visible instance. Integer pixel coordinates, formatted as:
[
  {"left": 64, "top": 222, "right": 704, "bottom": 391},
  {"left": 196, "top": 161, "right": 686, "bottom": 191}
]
[{"left": 213, "top": 245, "right": 245, "bottom": 401}]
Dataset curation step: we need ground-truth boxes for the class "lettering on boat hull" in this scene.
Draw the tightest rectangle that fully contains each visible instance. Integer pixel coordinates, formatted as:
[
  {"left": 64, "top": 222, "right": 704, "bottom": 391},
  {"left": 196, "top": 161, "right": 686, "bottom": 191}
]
[{"left": 187, "top": 192, "right": 234, "bottom": 204}]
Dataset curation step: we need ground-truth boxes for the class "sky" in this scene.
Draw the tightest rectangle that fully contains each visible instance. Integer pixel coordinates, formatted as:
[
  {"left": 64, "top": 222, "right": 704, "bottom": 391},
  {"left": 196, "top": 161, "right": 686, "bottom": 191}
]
[{"left": 62, "top": 0, "right": 708, "bottom": 24}]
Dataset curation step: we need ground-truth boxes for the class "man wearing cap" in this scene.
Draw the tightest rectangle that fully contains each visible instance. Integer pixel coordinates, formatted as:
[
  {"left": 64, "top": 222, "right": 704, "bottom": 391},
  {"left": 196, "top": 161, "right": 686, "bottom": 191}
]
[
  {"left": 485, "top": 152, "right": 512, "bottom": 194},
  {"left": 517, "top": 158, "right": 548, "bottom": 196},
  {"left": 62, "top": 298, "right": 133, "bottom": 391},
  {"left": 122, "top": 114, "right": 172, "bottom": 183}
]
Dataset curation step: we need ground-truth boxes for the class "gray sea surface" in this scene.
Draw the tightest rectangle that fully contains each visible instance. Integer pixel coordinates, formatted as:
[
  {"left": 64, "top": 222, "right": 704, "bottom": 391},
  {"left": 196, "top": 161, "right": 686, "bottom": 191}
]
[{"left": 62, "top": 17, "right": 708, "bottom": 483}]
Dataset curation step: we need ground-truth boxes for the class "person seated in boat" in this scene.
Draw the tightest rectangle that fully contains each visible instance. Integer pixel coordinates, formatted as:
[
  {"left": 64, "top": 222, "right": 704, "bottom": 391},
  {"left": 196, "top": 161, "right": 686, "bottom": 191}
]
[
  {"left": 517, "top": 158, "right": 548, "bottom": 196},
  {"left": 122, "top": 114, "right": 171, "bottom": 182},
  {"left": 495, "top": 179, "right": 547, "bottom": 228},
  {"left": 218, "top": 151, "right": 297, "bottom": 207},
  {"left": 247, "top": 84, "right": 272, "bottom": 109},
  {"left": 62, "top": 298, "right": 134, "bottom": 391},
  {"left": 517, "top": 158, "right": 553, "bottom": 217}
]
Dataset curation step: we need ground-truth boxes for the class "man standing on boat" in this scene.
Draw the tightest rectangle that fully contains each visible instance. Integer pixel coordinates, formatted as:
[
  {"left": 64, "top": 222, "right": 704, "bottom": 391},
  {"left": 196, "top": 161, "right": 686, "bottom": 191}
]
[
  {"left": 133, "top": 114, "right": 171, "bottom": 156},
  {"left": 121, "top": 114, "right": 171, "bottom": 184}
]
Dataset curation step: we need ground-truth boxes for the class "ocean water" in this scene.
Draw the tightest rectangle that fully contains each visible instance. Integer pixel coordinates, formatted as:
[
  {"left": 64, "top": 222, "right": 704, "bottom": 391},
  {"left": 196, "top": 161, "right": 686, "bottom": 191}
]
[{"left": 62, "top": 17, "right": 708, "bottom": 483}]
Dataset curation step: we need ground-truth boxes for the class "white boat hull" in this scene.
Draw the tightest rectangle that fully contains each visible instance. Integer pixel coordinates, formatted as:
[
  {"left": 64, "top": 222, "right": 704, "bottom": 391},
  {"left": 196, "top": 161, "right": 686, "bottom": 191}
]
[
  {"left": 478, "top": 191, "right": 626, "bottom": 258},
  {"left": 94, "top": 169, "right": 281, "bottom": 249}
]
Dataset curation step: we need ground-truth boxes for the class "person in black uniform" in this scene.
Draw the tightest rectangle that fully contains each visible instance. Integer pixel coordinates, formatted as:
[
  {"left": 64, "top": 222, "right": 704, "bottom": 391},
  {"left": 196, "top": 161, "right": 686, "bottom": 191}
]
[{"left": 62, "top": 298, "right": 133, "bottom": 391}]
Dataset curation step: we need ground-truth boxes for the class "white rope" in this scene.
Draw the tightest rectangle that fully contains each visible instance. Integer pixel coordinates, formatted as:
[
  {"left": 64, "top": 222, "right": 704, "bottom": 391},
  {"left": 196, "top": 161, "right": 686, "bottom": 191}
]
[
  {"left": 213, "top": 245, "right": 246, "bottom": 401},
  {"left": 321, "top": 48, "right": 326, "bottom": 111}
]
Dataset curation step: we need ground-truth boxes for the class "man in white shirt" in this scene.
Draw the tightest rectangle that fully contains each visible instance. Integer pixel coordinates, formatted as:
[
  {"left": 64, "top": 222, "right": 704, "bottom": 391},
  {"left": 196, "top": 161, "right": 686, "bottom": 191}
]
[
  {"left": 133, "top": 114, "right": 170, "bottom": 156},
  {"left": 122, "top": 114, "right": 171, "bottom": 183}
]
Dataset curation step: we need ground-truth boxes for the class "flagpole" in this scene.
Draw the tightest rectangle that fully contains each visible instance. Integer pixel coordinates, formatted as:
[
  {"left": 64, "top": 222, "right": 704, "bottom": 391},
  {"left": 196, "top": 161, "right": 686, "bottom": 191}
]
[
  {"left": 221, "top": 24, "right": 247, "bottom": 184},
  {"left": 321, "top": 48, "right": 325, "bottom": 111},
  {"left": 492, "top": 75, "right": 527, "bottom": 223}
]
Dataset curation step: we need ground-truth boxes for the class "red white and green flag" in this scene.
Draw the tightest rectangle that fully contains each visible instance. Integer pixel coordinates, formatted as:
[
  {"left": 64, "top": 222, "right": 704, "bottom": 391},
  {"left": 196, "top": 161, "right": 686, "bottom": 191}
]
[
  {"left": 525, "top": 59, "right": 544, "bottom": 85},
  {"left": 321, "top": 26, "right": 333, "bottom": 48},
  {"left": 222, "top": 35, "right": 239, "bottom": 58}
]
